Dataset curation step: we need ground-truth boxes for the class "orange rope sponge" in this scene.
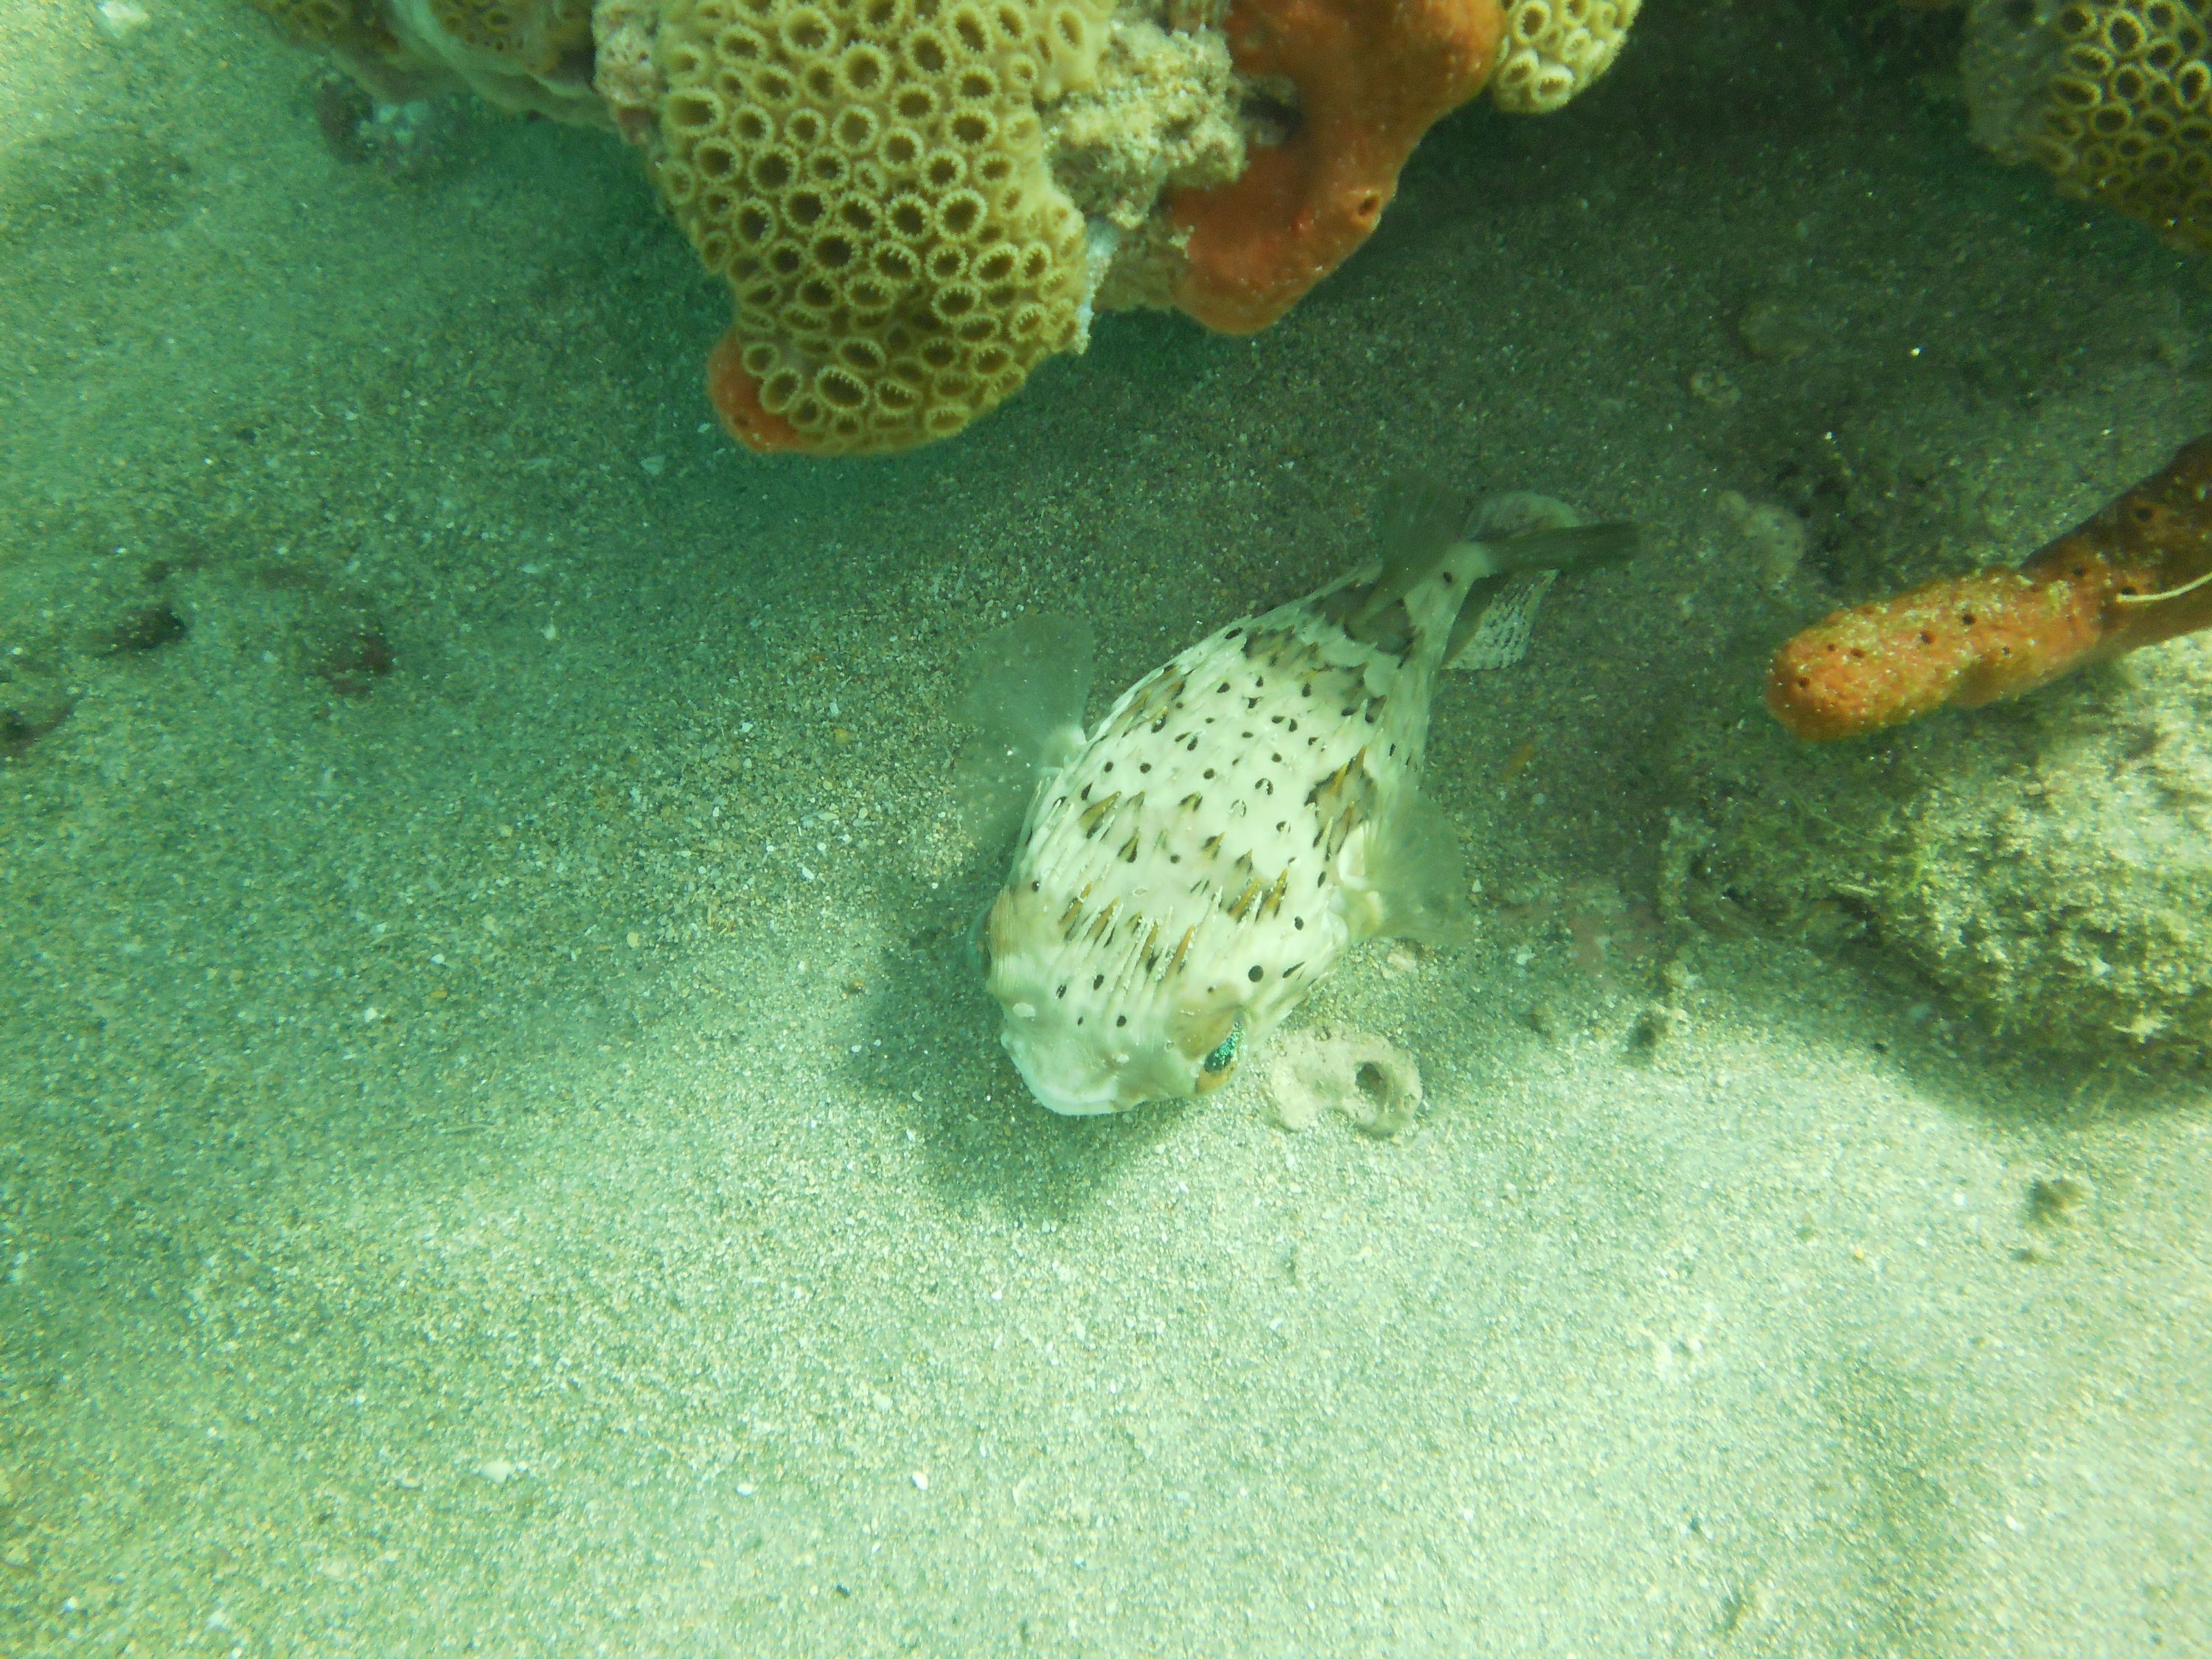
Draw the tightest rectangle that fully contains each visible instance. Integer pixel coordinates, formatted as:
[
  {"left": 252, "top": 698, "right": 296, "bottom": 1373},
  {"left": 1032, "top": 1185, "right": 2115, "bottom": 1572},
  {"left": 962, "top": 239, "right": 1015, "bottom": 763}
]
[
  {"left": 1166, "top": 0, "right": 1504, "bottom": 335},
  {"left": 1767, "top": 434, "right": 2212, "bottom": 741}
]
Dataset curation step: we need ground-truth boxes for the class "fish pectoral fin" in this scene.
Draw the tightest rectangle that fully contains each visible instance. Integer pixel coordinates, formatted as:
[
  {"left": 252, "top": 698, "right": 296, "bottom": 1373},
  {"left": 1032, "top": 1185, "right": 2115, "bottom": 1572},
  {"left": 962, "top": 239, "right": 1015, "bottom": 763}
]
[
  {"left": 957, "top": 613, "right": 1097, "bottom": 753},
  {"left": 951, "top": 613, "right": 1098, "bottom": 853},
  {"left": 1359, "top": 787, "right": 1471, "bottom": 947}
]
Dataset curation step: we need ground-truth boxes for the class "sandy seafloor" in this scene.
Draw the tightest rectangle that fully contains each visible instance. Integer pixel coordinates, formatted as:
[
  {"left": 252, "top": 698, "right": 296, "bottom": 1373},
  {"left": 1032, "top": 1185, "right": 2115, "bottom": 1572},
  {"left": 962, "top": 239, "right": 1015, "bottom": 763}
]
[{"left": 2, "top": 1, "right": 2210, "bottom": 1652}]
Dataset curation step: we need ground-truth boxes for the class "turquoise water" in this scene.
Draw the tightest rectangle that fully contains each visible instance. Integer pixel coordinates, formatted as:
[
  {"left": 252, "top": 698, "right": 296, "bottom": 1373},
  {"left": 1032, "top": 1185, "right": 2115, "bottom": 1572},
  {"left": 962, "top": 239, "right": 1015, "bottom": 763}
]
[{"left": 2, "top": 2, "right": 2208, "bottom": 1652}]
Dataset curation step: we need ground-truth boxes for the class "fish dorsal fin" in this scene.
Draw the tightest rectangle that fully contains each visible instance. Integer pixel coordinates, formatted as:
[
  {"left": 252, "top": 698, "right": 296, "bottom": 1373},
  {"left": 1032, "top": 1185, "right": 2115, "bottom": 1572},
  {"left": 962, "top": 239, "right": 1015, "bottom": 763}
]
[{"left": 1349, "top": 473, "right": 1468, "bottom": 636}]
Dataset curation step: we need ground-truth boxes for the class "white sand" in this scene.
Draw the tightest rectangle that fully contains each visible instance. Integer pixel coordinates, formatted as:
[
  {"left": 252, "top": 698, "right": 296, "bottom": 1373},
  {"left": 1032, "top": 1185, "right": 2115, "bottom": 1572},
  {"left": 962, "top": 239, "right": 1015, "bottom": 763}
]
[{"left": 1, "top": 3, "right": 2206, "bottom": 1652}]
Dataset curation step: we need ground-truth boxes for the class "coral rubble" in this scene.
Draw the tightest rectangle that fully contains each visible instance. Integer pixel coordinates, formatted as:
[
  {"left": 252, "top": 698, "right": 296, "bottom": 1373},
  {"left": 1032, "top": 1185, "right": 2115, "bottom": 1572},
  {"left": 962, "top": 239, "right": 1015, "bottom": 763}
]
[
  {"left": 1766, "top": 433, "right": 2212, "bottom": 741},
  {"left": 255, "top": 0, "right": 608, "bottom": 116},
  {"left": 1260, "top": 1027, "right": 1422, "bottom": 1135}
]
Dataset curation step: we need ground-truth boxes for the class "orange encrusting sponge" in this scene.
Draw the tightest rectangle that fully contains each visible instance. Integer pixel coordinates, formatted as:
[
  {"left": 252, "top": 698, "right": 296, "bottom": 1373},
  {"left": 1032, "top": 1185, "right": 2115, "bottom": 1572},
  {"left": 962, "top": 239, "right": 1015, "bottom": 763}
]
[
  {"left": 1166, "top": 0, "right": 1503, "bottom": 335},
  {"left": 1766, "top": 434, "right": 2212, "bottom": 741},
  {"left": 706, "top": 330, "right": 804, "bottom": 456}
]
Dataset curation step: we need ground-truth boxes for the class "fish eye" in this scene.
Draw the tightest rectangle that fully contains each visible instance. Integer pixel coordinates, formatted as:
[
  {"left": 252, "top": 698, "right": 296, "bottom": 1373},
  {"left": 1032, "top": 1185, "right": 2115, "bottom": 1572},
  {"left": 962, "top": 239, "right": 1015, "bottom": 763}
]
[{"left": 1200, "top": 1022, "right": 1242, "bottom": 1078}]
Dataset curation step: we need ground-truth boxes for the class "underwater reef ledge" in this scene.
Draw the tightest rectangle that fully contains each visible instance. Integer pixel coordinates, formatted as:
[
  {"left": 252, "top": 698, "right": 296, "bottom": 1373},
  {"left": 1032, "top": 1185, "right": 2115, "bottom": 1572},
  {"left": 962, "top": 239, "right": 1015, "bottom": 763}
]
[{"left": 244, "top": 0, "right": 1640, "bottom": 453}]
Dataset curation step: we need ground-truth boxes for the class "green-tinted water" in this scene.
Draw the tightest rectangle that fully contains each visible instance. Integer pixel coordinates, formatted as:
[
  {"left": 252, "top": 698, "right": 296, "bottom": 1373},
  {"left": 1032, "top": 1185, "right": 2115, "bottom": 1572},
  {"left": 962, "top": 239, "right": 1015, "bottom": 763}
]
[{"left": 3, "top": 2, "right": 2208, "bottom": 1652}]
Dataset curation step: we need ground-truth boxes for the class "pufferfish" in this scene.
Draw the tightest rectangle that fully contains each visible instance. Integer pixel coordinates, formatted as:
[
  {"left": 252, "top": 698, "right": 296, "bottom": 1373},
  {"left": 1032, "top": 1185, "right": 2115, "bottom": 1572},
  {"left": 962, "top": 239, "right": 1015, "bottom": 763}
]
[{"left": 967, "top": 477, "right": 1638, "bottom": 1116}]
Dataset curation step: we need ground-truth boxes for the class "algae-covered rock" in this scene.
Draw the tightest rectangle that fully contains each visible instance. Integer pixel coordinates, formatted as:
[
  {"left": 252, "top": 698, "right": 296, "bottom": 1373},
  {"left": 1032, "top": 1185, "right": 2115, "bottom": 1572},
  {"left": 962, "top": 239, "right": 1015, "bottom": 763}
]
[{"left": 1677, "top": 636, "right": 2212, "bottom": 1067}]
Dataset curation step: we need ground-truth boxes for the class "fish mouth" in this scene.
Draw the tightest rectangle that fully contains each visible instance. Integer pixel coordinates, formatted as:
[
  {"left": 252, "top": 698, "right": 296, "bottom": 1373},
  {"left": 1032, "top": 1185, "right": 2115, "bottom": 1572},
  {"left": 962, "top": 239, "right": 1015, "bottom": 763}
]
[
  {"left": 1003, "top": 1034, "right": 1145, "bottom": 1116},
  {"left": 999, "top": 1022, "right": 1198, "bottom": 1116},
  {"left": 1030, "top": 1085, "right": 1133, "bottom": 1117}
]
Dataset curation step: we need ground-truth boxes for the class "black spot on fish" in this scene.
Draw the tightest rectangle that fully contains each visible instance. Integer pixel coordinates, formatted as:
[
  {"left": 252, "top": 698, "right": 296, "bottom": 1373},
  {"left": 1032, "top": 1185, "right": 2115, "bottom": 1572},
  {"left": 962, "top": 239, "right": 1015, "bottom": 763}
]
[
  {"left": 1056, "top": 984, "right": 1067, "bottom": 998},
  {"left": 1301, "top": 684, "right": 1312, "bottom": 698},
  {"left": 1293, "top": 917, "right": 1304, "bottom": 930},
  {"left": 1225, "top": 627, "right": 1242, "bottom": 639},
  {"left": 1092, "top": 973, "right": 1104, "bottom": 989},
  {"left": 1283, "top": 961, "right": 1303, "bottom": 976},
  {"left": 1115, "top": 1015, "right": 1127, "bottom": 1027},
  {"left": 1103, "top": 762, "right": 1114, "bottom": 773},
  {"left": 1217, "top": 682, "right": 1231, "bottom": 694},
  {"left": 1080, "top": 784, "right": 1093, "bottom": 801},
  {"left": 1248, "top": 964, "right": 1264, "bottom": 982},
  {"left": 1287, "top": 719, "right": 1298, "bottom": 732},
  {"left": 1203, "top": 768, "right": 1216, "bottom": 779},
  {"left": 1139, "top": 762, "right": 1152, "bottom": 773}
]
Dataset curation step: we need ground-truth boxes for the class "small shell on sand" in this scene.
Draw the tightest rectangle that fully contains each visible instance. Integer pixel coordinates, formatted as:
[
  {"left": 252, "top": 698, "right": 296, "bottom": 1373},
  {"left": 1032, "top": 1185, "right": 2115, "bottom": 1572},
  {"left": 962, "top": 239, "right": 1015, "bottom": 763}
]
[{"left": 1261, "top": 1028, "right": 1422, "bottom": 1137}]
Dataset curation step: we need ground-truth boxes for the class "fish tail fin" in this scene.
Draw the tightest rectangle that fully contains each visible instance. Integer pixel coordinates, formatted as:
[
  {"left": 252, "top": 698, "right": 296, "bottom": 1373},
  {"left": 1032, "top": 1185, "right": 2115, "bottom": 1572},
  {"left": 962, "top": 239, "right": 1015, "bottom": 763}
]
[
  {"left": 1345, "top": 480, "right": 1638, "bottom": 664},
  {"left": 1477, "top": 520, "right": 1641, "bottom": 577}
]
